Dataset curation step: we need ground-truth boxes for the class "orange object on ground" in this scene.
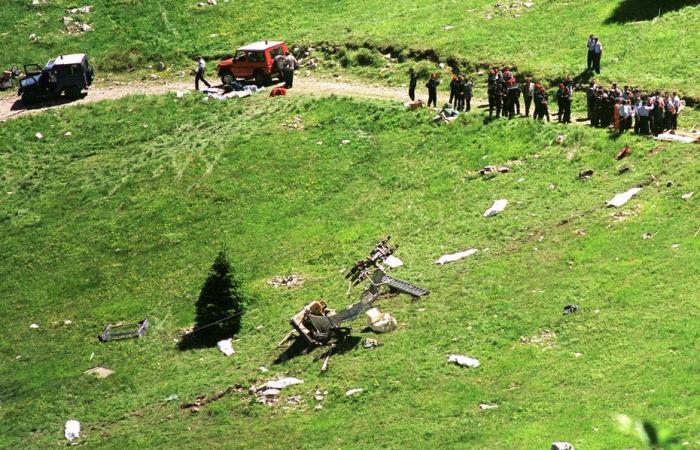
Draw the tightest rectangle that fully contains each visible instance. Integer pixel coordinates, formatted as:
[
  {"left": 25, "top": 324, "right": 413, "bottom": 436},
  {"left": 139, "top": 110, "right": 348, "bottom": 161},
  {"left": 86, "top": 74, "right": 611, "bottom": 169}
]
[
  {"left": 614, "top": 145, "right": 631, "bottom": 160},
  {"left": 270, "top": 87, "right": 287, "bottom": 97}
]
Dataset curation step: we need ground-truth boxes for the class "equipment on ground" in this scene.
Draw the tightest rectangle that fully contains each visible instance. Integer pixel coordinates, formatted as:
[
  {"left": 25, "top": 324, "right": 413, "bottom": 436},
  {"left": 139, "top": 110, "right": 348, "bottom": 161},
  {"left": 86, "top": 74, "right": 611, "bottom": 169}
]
[
  {"left": 18, "top": 53, "right": 94, "bottom": 102},
  {"left": 286, "top": 237, "right": 429, "bottom": 348},
  {"left": 0, "top": 66, "right": 20, "bottom": 91},
  {"left": 99, "top": 319, "right": 149, "bottom": 342},
  {"left": 216, "top": 41, "right": 288, "bottom": 87}
]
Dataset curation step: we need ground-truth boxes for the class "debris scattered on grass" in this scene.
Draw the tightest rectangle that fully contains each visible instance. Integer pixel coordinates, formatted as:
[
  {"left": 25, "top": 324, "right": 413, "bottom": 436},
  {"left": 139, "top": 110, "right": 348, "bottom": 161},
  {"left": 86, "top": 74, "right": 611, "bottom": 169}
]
[
  {"left": 682, "top": 192, "right": 694, "bottom": 200},
  {"left": 617, "top": 165, "right": 630, "bottom": 175},
  {"left": 672, "top": 244, "right": 680, "bottom": 249},
  {"left": 642, "top": 232, "right": 654, "bottom": 240},
  {"left": 35, "top": 132, "right": 43, "bottom": 140},
  {"left": 64, "top": 420, "right": 80, "bottom": 441},
  {"left": 443, "top": 25, "right": 454, "bottom": 31},
  {"left": 268, "top": 274, "right": 304, "bottom": 288},
  {"left": 555, "top": 134, "right": 566, "bottom": 145},
  {"left": 479, "top": 165, "right": 510, "bottom": 176},
  {"left": 484, "top": 199, "right": 508, "bottom": 217},
  {"left": 84, "top": 367, "right": 114, "bottom": 378},
  {"left": 574, "top": 352, "right": 583, "bottom": 358},
  {"left": 479, "top": 403, "right": 498, "bottom": 410},
  {"left": 216, "top": 338, "right": 235, "bottom": 356},
  {"left": 578, "top": 170, "right": 593, "bottom": 180},
  {"left": 363, "top": 338, "right": 379, "bottom": 349},
  {"left": 345, "top": 388, "right": 363, "bottom": 397},
  {"left": 287, "top": 395, "right": 302, "bottom": 406},
  {"left": 366, "top": 308, "right": 397, "bottom": 333},
  {"left": 64, "top": 131, "right": 72, "bottom": 137},
  {"left": 340, "top": 139, "right": 351, "bottom": 145},
  {"left": 404, "top": 99, "right": 424, "bottom": 110},
  {"left": 519, "top": 329, "right": 556, "bottom": 349},
  {"left": 614, "top": 145, "right": 631, "bottom": 160},
  {"left": 165, "top": 394, "right": 178, "bottom": 402},
  {"left": 259, "top": 366, "right": 269, "bottom": 373},
  {"left": 563, "top": 304, "right": 579, "bottom": 315},
  {"left": 67, "top": 5, "right": 92, "bottom": 14},
  {"left": 384, "top": 254, "right": 403, "bottom": 268},
  {"left": 436, "top": 248, "right": 478, "bottom": 265},
  {"left": 606, "top": 187, "right": 642, "bottom": 208},
  {"left": 448, "top": 354, "right": 480, "bottom": 368},
  {"left": 29, "top": 323, "right": 39, "bottom": 329},
  {"left": 283, "top": 115, "right": 304, "bottom": 130},
  {"left": 182, "top": 384, "right": 245, "bottom": 411}
]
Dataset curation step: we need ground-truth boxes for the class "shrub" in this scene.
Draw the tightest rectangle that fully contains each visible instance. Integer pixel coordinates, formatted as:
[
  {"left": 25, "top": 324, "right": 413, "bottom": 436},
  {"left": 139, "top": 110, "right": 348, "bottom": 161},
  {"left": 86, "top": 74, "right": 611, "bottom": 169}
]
[{"left": 354, "top": 48, "right": 381, "bottom": 67}]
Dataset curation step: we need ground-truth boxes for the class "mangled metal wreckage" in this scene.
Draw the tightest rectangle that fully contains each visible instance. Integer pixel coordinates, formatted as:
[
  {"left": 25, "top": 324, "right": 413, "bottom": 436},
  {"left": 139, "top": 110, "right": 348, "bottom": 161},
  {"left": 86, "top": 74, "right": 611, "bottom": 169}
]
[{"left": 288, "top": 237, "right": 429, "bottom": 347}]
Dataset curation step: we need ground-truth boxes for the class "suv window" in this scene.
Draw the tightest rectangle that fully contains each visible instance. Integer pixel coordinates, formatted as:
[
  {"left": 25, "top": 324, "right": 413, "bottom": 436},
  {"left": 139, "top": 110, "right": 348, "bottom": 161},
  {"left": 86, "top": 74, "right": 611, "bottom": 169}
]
[
  {"left": 235, "top": 51, "right": 247, "bottom": 62},
  {"left": 248, "top": 51, "right": 265, "bottom": 63},
  {"left": 269, "top": 47, "right": 284, "bottom": 58}
]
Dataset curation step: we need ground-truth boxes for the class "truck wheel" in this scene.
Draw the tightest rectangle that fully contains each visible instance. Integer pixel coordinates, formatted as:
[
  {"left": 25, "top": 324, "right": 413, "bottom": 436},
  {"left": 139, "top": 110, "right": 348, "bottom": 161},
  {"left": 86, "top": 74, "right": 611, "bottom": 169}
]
[
  {"left": 254, "top": 70, "right": 269, "bottom": 87},
  {"left": 221, "top": 74, "right": 234, "bottom": 86},
  {"left": 65, "top": 85, "right": 81, "bottom": 99}
]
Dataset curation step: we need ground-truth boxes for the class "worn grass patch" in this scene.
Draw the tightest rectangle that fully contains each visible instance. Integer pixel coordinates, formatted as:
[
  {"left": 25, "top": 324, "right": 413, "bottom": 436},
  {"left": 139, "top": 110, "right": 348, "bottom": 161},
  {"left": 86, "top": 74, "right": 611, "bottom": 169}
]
[{"left": 1, "top": 93, "right": 699, "bottom": 448}]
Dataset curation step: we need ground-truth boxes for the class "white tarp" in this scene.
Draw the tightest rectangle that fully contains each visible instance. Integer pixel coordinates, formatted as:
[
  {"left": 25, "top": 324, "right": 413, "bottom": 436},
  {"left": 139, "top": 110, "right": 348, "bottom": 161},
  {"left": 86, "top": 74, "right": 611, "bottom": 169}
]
[
  {"left": 483, "top": 199, "right": 508, "bottom": 217},
  {"left": 436, "top": 248, "right": 478, "bottom": 265},
  {"left": 64, "top": 420, "right": 80, "bottom": 441},
  {"left": 606, "top": 187, "right": 642, "bottom": 208},
  {"left": 448, "top": 354, "right": 480, "bottom": 368},
  {"left": 216, "top": 338, "right": 235, "bottom": 356},
  {"left": 263, "top": 377, "right": 304, "bottom": 390}
]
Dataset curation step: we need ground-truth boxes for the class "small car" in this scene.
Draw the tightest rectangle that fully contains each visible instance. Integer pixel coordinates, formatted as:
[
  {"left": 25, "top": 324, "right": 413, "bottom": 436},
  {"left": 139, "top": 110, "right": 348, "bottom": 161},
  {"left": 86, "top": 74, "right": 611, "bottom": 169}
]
[
  {"left": 216, "top": 41, "right": 288, "bottom": 86},
  {"left": 18, "top": 53, "right": 94, "bottom": 102}
]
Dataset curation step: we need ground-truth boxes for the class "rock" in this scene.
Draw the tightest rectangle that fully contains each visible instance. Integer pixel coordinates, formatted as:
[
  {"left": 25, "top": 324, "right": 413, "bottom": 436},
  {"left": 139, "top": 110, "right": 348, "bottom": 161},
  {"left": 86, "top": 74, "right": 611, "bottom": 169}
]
[
  {"left": 443, "top": 25, "right": 453, "bottom": 31},
  {"left": 524, "top": 1, "right": 534, "bottom": 7},
  {"left": 287, "top": 395, "right": 302, "bottom": 405},
  {"left": 149, "top": 74, "right": 158, "bottom": 80},
  {"left": 79, "top": 23, "right": 92, "bottom": 32},
  {"left": 216, "top": 338, "right": 235, "bottom": 356},
  {"left": 366, "top": 308, "right": 397, "bottom": 333},
  {"left": 32, "top": 0, "right": 41, "bottom": 5},
  {"left": 448, "top": 354, "right": 480, "bottom": 368},
  {"left": 345, "top": 388, "right": 363, "bottom": 397},
  {"left": 208, "top": 0, "right": 217, "bottom": 4},
  {"left": 438, "top": 62, "right": 445, "bottom": 69},
  {"left": 259, "top": 366, "right": 269, "bottom": 373},
  {"left": 551, "top": 443, "right": 575, "bottom": 450},
  {"left": 483, "top": 199, "right": 508, "bottom": 217},
  {"left": 263, "top": 377, "right": 303, "bottom": 390},
  {"left": 84, "top": 367, "right": 114, "bottom": 378},
  {"left": 642, "top": 232, "right": 653, "bottom": 240},
  {"left": 268, "top": 274, "right": 304, "bottom": 288},
  {"left": 62, "top": 16, "right": 74, "bottom": 25}
]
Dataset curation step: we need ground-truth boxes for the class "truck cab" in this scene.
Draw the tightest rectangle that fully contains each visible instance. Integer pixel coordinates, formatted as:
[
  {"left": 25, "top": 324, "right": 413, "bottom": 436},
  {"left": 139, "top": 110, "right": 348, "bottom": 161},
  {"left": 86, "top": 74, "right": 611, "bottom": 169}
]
[{"left": 216, "top": 41, "right": 288, "bottom": 87}]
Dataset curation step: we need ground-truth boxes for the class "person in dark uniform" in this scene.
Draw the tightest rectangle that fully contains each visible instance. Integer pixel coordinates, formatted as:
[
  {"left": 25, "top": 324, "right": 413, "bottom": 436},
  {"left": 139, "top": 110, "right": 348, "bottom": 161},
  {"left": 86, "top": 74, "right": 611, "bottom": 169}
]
[
  {"left": 408, "top": 68, "right": 418, "bottom": 101},
  {"left": 505, "top": 79, "right": 520, "bottom": 119},
  {"left": 463, "top": 77, "right": 473, "bottom": 112},
  {"left": 534, "top": 85, "right": 550, "bottom": 122},
  {"left": 522, "top": 77, "right": 534, "bottom": 117},
  {"left": 454, "top": 76, "right": 465, "bottom": 111},
  {"left": 556, "top": 83, "right": 566, "bottom": 122},
  {"left": 513, "top": 77, "right": 521, "bottom": 115},
  {"left": 561, "top": 83, "right": 572, "bottom": 123},
  {"left": 426, "top": 73, "right": 439, "bottom": 107},
  {"left": 487, "top": 70, "right": 502, "bottom": 118},
  {"left": 449, "top": 73, "right": 459, "bottom": 105},
  {"left": 586, "top": 81, "right": 596, "bottom": 120}
]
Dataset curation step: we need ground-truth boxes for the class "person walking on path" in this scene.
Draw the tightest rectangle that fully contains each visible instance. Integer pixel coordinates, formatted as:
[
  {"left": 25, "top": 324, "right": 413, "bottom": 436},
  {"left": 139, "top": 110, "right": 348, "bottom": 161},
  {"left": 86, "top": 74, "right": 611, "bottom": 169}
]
[
  {"left": 194, "top": 56, "right": 211, "bottom": 91},
  {"left": 592, "top": 37, "right": 603, "bottom": 74},
  {"left": 426, "top": 73, "right": 440, "bottom": 107},
  {"left": 586, "top": 35, "right": 596, "bottom": 71},
  {"left": 408, "top": 68, "right": 418, "bottom": 101},
  {"left": 284, "top": 53, "right": 298, "bottom": 88}
]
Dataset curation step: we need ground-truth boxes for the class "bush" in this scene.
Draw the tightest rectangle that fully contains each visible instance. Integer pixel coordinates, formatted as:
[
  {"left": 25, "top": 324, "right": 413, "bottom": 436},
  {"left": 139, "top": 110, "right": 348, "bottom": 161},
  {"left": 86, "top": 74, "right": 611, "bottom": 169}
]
[{"left": 353, "top": 48, "right": 382, "bottom": 67}]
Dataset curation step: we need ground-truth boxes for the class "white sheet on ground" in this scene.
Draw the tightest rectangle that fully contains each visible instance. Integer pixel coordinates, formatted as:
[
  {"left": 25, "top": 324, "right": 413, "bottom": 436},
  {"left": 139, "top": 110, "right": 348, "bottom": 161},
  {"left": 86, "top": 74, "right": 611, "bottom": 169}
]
[
  {"left": 65, "top": 420, "right": 80, "bottom": 441},
  {"left": 448, "top": 354, "right": 480, "bottom": 368},
  {"left": 384, "top": 255, "right": 404, "bottom": 268},
  {"left": 483, "top": 199, "right": 508, "bottom": 217},
  {"left": 216, "top": 338, "right": 235, "bottom": 356},
  {"left": 606, "top": 187, "right": 642, "bottom": 208},
  {"left": 436, "top": 248, "right": 478, "bottom": 265},
  {"left": 263, "top": 377, "right": 304, "bottom": 390}
]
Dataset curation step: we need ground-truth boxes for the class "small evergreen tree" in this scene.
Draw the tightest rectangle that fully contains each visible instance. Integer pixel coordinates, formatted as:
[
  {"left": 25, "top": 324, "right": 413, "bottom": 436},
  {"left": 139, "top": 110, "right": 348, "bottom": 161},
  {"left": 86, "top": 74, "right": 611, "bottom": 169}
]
[{"left": 189, "top": 250, "right": 245, "bottom": 347}]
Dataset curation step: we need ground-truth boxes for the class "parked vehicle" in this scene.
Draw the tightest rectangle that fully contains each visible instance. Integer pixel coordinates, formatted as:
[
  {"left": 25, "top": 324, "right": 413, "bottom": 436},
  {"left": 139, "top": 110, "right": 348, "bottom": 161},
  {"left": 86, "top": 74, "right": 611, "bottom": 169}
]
[
  {"left": 216, "top": 41, "right": 288, "bottom": 86},
  {"left": 18, "top": 53, "right": 94, "bottom": 102}
]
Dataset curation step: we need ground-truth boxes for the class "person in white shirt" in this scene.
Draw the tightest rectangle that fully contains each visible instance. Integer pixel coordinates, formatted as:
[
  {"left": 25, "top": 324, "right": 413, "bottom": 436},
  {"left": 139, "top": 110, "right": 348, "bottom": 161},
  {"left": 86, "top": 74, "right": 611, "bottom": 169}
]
[
  {"left": 587, "top": 35, "right": 596, "bottom": 71},
  {"left": 284, "top": 53, "right": 298, "bottom": 89},
  {"left": 670, "top": 92, "right": 682, "bottom": 130},
  {"left": 592, "top": 37, "right": 603, "bottom": 74},
  {"left": 636, "top": 98, "right": 653, "bottom": 135},
  {"left": 194, "top": 56, "right": 210, "bottom": 90}
]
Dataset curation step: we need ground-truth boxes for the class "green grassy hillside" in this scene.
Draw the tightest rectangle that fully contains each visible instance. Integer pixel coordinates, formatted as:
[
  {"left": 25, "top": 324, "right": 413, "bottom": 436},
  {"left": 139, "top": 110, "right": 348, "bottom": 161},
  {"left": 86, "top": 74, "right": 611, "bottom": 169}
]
[
  {"left": 1, "top": 92, "right": 698, "bottom": 448},
  {"left": 1, "top": 0, "right": 700, "bottom": 97}
]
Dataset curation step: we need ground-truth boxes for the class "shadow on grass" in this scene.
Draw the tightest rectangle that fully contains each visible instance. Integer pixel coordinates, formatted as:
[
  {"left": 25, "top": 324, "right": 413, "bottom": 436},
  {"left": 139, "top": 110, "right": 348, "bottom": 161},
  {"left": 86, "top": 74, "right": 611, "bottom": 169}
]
[
  {"left": 604, "top": 0, "right": 699, "bottom": 24},
  {"left": 273, "top": 334, "right": 361, "bottom": 365},
  {"left": 10, "top": 93, "right": 87, "bottom": 112}
]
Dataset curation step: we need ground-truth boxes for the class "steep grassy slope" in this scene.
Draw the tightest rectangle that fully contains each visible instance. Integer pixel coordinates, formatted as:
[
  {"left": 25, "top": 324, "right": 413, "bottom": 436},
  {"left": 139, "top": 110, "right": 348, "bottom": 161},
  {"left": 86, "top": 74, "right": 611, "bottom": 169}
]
[
  {"left": 1, "top": 93, "right": 698, "bottom": 448},
  {"left": 1, "top": 0, "right": 699, "bottom": 97}
]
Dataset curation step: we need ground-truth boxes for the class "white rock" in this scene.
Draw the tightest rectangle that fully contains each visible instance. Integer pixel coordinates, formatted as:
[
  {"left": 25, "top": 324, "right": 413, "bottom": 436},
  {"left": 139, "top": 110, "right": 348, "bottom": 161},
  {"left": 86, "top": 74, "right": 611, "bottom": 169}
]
[
  {"left": 365, "top": 308, "right": 397, "bottom": 333},
  {"left": 64, "top": 420, "right": 80, "bottom": 441},
  {"left": 345, "top": 388, "right": 363, "bottom": 397},
  {"left": 216, "top": 338, "right": 235, "bottom": 356},
  {"left": 448, "top": 354, "right": 480, "bottom": 368},
  {"left": 483, "top": 199, "right": 508, "bottom": 217},
  {"left": 29, "top": 33, "right": 38, "bottom": 42},
  {"left": 63, "top": 320, "right": 72, "bottom": 325}
]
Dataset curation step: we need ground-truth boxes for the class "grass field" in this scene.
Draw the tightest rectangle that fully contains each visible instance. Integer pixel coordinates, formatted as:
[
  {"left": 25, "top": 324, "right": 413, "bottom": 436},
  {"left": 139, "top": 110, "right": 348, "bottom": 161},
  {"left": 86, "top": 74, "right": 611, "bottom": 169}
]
[
  {"left": 1, "top": 92, "right": 699, "bottom": 448},
  {"left": 1, "top": 1, "right": 700, "bottom": 98}
]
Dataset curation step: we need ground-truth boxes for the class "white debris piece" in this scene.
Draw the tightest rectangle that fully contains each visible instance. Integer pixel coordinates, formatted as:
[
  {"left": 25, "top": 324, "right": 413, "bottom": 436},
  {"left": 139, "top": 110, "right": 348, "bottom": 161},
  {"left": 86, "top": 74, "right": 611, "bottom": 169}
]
[
  {"left": 483, "top": 199, "right": 508, "bottom": 217},
  {"left": 448, "top": 354, "right": 480, "bottom": 368},
  {"left": 551, "top": 443, "right": 575, "bottom": 450},
  {"left": 64, "top": 131, "right": 72, "bottom": 137},
  {"left": 384, "top": 255, "right": 403, "bottom": 268},
  {"left": 606, "top": 187, "right": 642, "bottom": 208},
  {"left": 479, "top": 403, "right": 498, "bottom": 410},
  {"left": 35, "top": 132, "right": 43, "bottom": 140},
  {"left": 29, "top": 323, "right": 39, "bottom": 329},
  {"left": 216, "top": 338, "right": 235, "bottom": 356},
  {"left": 436, "top": 248, "right": 478, "bottom": 265},
  {"left": 682, "top": 192, "right": 694, "bottom": 200},
  {"left": 64, "top": 420, "right": 80, "bottom": 441},
  {"left": 654, "top": 133, "right": 699, "bottom": 144},
  {"left": 443, "top": 25, "right": 453, "bottom": 31},
  {"left": 259, "top": 366, "right": 269, "bottom": 373},
  {"left": 84, "top": 367, "right": 114, "bottom": 378},
  {"left": 67, "top": 6, "right": 93, "bottom": 14},
  {"left": 345, "top": 388, "right": 363, "bottom": 397},
  {"left": 263, "top": 377, "right": 303, "bottom": 390},
  {"left": 340, "top": 139, "right": 351, "bottom": 145},
  {"left": 176, "top": 91, "right": 186, "bottom": 98},
  {"left": 365, "top": 308, "right": 397, "bottom": 333}
]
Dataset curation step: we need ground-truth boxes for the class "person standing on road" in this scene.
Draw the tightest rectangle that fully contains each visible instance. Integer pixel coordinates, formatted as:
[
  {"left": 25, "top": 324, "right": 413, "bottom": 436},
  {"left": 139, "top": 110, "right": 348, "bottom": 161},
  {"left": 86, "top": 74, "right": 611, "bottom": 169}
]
[
  {"left": 463, "top": 77, "right": 473, "bottom": 112},
  {"left": 586, "top": 34, "right": 596, "bottom": 71},
  {"left": 534, "top": 85, "right": 550, "bottom": 122},
  {"left": 194, "top": 56, "right": 211, "bottom": 91},
  {"left": 426, "top": 73, "right": 440, "bottom": 107},
  {"left": 408, "top": 68, "right": 418, "bottom": 101},
  {"left": 592, "top": 37, "right": 603, "bottom": 74},
  {"left": 522, "top": 77, "right": 535, "bottom": 117},
  {"left": 449, "top": 73, "right": 459, "bottom": 105},
  {"left": 284, "top": 53, "right": 298, "bottom": 89},
  {"left": 274, "top": 53, "right": 286, "bottom": 83}
]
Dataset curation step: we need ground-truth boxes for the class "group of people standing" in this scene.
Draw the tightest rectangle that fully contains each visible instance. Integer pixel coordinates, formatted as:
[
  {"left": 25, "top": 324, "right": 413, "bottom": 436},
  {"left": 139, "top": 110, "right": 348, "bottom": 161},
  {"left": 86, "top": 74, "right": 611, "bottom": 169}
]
[
  {"left": 586, "top": 82, "right": 683, "bottom": 135},
  {"left": 274, "top": 52, "right": 299, "bottom": 89}
]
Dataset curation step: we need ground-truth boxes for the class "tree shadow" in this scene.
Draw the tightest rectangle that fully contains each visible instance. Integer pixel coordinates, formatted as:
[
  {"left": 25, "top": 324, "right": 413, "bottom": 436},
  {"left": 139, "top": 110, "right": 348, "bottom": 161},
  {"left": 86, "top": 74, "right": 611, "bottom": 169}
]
[{"left": 604, "top": 0, "right": 699, "bottom": 24}]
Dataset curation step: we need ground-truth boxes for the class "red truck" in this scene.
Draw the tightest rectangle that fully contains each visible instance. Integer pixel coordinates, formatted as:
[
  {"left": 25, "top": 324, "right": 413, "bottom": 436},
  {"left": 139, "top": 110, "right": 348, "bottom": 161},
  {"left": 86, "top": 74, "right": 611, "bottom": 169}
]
[{"left": 216, "top": 41, "right": 289, "bottom": 86}]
